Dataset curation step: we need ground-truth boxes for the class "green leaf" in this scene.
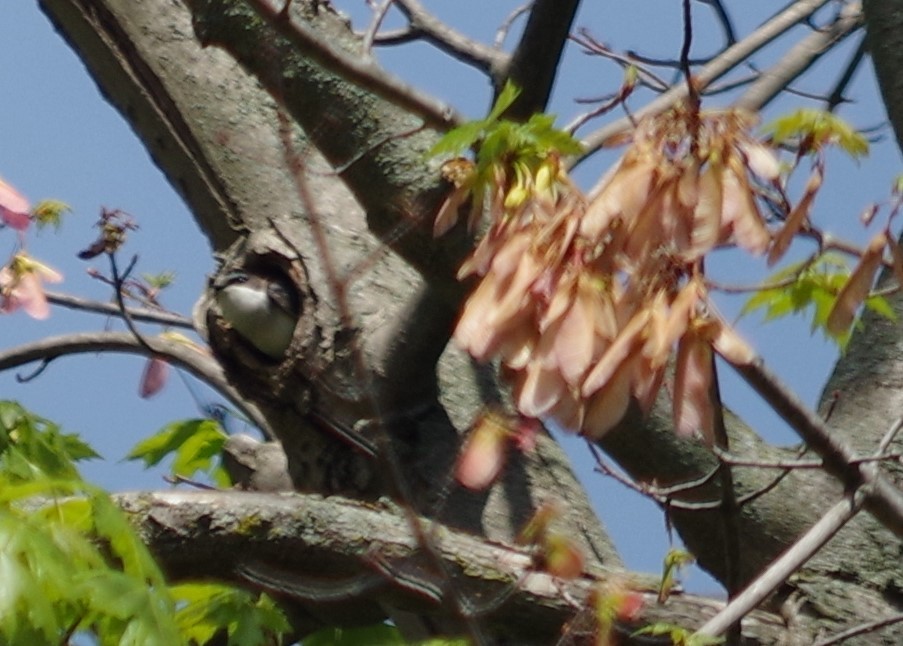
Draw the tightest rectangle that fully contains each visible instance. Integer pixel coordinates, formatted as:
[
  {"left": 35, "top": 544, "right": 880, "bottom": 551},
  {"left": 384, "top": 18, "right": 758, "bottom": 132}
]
[
  {"left": 429, "top": 81, "right": 581, "bottom": 163},
  {"left": 0, "top": 400, "right": 98, "bottom": 481},
  {"left": 142, "top": 271, "right": 176, "bottom": 290},
  {"left": 170, "top": 422, "right": 227, "bottom": 478},
  {"left": 303, "top": 624, "right": 408, "bottom": 646},
  {"left": 486, "top": 80, "right": 521, "bottom": 123},
  {"left": 763, "top": 109, "right": 868, "bottom": 159},
  {"left": 91, "top": 492, "right": 168, "bottom": 586},
  {"left": 740, "top": 254, "right": 863, "bottom": 347},
  {"left": 32, "top": 199, "right": 71, "bottom": 231},
  {"left": 172, "top": 583, "right": 290, "bottom": 646},
  {"left": 634, "top": 623, "right": 724, "bottom": 645},
  {"left": 865, "top": 294, "right": 896, "bottom": 321},
  {"left": 127, "top": 418, "right": 226, "bottom": 482}
]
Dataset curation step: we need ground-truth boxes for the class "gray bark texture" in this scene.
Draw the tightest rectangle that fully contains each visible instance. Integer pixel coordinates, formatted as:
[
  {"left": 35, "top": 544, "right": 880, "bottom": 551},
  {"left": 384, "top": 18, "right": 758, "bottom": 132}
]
[{"left": 34, "top": 0, "right": 903, "bottom": 643}]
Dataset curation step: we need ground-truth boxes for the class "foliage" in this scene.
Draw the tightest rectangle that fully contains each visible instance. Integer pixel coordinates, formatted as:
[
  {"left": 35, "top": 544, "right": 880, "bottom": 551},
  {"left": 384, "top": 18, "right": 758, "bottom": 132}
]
[
  {"left": 127, "top": 418, "right": 232, "bottom": 487},
  {"left": 633, "top": 623, "right": 724, "bottom": 646},
  {"left": 303, "top": 624, "right": 467, "bottom": 645},
  {"left": 173, "top": 583, "right": 290, "bottom": 646},
  {"left": 430, "top": 81, "right": 584, "bottom": 161},
  {"left": 740, "top": 252, "right": 894, "bottom": 347},
  {"left": 763, "top": 109, "right": 869, "bottom": 159},
  {"left": 0, "top": 401, "right": 287, "bottom": 645}
]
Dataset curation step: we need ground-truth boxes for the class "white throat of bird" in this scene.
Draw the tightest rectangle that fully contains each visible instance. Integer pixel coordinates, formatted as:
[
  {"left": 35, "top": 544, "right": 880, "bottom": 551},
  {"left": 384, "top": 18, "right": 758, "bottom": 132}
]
[{"left": 214, "top": 271, "right": 298, "bottom": 358}]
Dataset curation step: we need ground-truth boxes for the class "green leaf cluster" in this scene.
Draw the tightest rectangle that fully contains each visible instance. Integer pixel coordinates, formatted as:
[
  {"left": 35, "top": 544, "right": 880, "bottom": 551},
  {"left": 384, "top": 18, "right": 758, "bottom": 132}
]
[
  {"left": 430, "top": 81, "right": 582, "bottom": 181},
  {"left": 32, "top": 199, "right": 71, "bottom": 231},
  {"left": 740, "top": 254, "right": 894, "bottom": 348},
  {"left": 127, "top": 418, "right": 231, "bottom": 487},
  {"left": 633, "top": 624, "right": 724, "bottom": 646},
  {"left": 0, "top": 401, "right": 179, "bottom": 645},
  {"left": 173, "top": 583, "right": 290, "bottom": 646},
  {"left": 303, "top": 624, "right": 468, "bottom": 646},
  {"left": 0, "top": 401, "right": 289, "bottom": 645},
  {"left": 0, "top": 399, "right": 98, "bottom": 481},
  {"left": 763, "top": 109, "right": 868, "bottom": 159}
]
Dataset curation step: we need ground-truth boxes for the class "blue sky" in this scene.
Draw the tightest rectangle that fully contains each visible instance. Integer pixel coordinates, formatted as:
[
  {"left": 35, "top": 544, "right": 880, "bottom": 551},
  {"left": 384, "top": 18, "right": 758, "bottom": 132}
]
[{"left": 1, "top": 2, "right": 899, "bottom": 593}]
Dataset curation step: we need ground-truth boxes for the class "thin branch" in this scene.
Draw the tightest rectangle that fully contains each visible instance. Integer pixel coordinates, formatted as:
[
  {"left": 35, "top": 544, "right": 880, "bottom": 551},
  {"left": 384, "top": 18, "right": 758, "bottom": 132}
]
[
  {"left": 697, "top": 0, "right": 737, "bottom": 46},
  {"left": 734, "top": 2, "right": 863, "bottom": 112},
  {"left": 696, "top": 487, "right": 866, "bottom": 638},
  {"left": 494, "top": 3, "right": 531, "bottom": 49},
  {"left": 0, "top": 331, "right": 273, "bottom": 438},
  {"left": 731, "top": 357, "right": 903, "bottom": 538},
  {"left": 107, "top": 252, "right": 155, "bottom": 354},
  {"left": 46, "top": 291, "right": 194, "bottom": 329},
  {"left": 577, "top": 0, "right": 835, "bottom": 165},
  {"left": 570, "top": 30, "right": 670, "bottom": 92},
  {"left": 361, "top": 0, "right": 394, "bottom": 54},
  {"left": 813, "top": 612, "right": 903, "bottom": 646},
  {"left": 243, "top": 0, "right": 462, "bottom": 129},
  {"left": 392, "top": 0, "right": 507, "bottom": 76},
  {"left": 827, "top": 32, "right": 868, "bottom": 112}
]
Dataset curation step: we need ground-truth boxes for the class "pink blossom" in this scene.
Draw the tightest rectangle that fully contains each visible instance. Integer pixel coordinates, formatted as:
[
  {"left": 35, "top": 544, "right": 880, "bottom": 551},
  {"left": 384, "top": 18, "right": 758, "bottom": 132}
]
[
  {"left": 139, "top": 356, "right": 170, "bottom": 398},
  {"left": 0, "top": 254, "right": 63, "bottom": 319},
  {"left": 0, "top": 178, "right": 32, "bottom": 232}
]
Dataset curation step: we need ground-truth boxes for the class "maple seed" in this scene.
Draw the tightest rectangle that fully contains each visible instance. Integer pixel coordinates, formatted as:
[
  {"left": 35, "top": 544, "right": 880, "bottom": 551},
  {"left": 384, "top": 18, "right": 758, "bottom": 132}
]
[
  {"left": 455, "top": 412, "right": 511, "bottom": 491},
  {"left": 436, "top": 102, "right": 771, "bottom": 443}
]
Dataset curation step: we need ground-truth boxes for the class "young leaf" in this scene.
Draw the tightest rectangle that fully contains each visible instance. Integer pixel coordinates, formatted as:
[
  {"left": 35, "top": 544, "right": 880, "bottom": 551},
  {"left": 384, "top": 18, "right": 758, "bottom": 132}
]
[{"left": 763, "top": 109, "right": 868, "bottom": 159}]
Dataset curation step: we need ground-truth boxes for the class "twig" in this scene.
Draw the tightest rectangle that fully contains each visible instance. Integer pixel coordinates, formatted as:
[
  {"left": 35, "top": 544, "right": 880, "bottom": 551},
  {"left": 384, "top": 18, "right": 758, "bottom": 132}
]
[
  {"left": 731, "top": 358, "right": 903, "bottom": 538},
  {"left": 697, "top": 0, "right": 736, "bottom": 46},
  {"left": 826, "top": 32, "right": 867, "bottom": 112},
  {"left": 361, "top": 0, "right": 394, "bottom": 54},
  {"left": 577, "top": 0, "right": 835, "bottom": 165},
  {"left": 494, "top": 2, "right": 531, "bottom": 49},
  {"left": 393, "top": 0, "right": 506, "bottom": 76},
  {"left": 734, "top": 2, "right": 863, "bottom": 112},
  {"left": 107, "top": 252, "right": 155, "bottom": 354},
  {"left": 46, "top": 290, "right": 193, "bottom": 329},
  {"left": 0, "top": 331, "right": 274, "bottom": 438},
  {"left": 813, "top": 612, "right": 903, "bottom": 646},
  {"left": 695, "top": 487, "right": 866, "bottom": 638}
]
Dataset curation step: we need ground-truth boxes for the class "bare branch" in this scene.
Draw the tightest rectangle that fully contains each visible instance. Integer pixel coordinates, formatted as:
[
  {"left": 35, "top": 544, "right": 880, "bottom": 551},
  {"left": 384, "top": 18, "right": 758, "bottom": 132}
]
[
  {"left": 813, "top": 612, "right": 903, "bottom": 646},
  {"left": 735, "top": 2, "right": 863, "bottom": 111},
  {"left": 732, "top": 358, "right": 903, "bottom": 538},
  {"left": 46, "top": 290, "right": 194, "bottom": 329},
  {"left": 0, "top": 331, "right": 272, "bottom": 437},
  {"left": 697, "top": 487, "right": 866, "bottom": 638},
  {"left": 115, "top": 489, "right": 795, "bottom": 643},
  {"left": 578, "top": 0, "right": 835, "bottom": 165},
  {"left": 393, "top": 0, "right": 507, "bottom": 76}
]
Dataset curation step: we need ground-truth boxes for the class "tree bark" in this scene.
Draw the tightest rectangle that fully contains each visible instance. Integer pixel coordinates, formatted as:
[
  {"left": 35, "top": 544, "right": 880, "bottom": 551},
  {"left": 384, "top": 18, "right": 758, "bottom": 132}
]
[{"left": 35, "top": 0, "right": 903, "bottom": 642}]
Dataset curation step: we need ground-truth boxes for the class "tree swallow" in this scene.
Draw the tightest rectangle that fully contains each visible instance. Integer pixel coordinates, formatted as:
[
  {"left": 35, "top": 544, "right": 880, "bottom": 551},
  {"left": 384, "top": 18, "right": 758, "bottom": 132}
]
[{"left": 213, "top": 270, "right": 299, "bottom": 359}]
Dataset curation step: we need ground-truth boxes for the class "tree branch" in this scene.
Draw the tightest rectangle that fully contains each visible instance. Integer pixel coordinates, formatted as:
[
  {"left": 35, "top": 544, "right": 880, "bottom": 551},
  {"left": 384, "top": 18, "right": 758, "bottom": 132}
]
[
  {"left": 732, "top": 358, "right": 903, "bottom": 538},
  {"left": 735, "top": 2, "right": 862, "bottom": 111},
  {"left": 46, "top": 290, "right": 194, "bottom": 329},
  {"left": 392, "top": 0, "right": 507, "bottom": 76},
  {"left": 578, "top": 0, "right": 834, "bottom": 165},
  {"left": 243, "top": 0, "right": 463, "bottom": 130},
  {"left": 116, "top": 489, "right": 796, "bottom": 644},
  {"left": 697, "top": 488, "right": 866, "bottom": 638},
  {"left": 0, "top": 331, "right": 272, "bottom": 436},
  {"left": 501, "top": 0, "right": 580, "bottom": 118}
]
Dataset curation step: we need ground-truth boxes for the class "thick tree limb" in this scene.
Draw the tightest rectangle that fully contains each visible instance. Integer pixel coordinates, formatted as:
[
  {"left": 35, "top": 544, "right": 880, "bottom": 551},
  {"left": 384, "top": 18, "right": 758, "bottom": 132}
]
[{"left": 116, "top": 489, "right": 795, "bottom": 644}]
